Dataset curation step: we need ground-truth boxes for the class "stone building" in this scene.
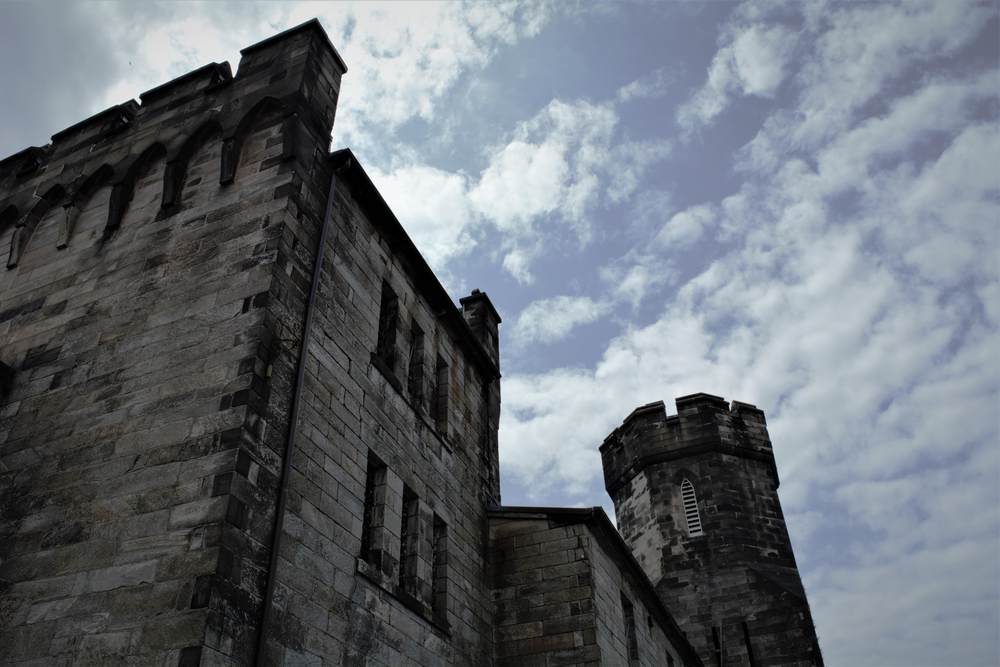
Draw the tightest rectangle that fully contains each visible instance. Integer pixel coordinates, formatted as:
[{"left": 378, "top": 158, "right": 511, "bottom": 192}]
[
  {"left": 601, "top": 397, "right": 823, "bottom": 666},
  {"left": 0, "top": 21, "right": 821, "bottom": 667}
]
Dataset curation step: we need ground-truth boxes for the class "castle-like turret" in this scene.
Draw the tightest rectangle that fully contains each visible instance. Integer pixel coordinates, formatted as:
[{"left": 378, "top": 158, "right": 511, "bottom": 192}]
[{"left": 601, "top": 393, "right": 823, "bottom": 667}]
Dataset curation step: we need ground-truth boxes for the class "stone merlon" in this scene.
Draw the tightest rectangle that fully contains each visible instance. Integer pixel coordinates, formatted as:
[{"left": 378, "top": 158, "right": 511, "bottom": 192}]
[{"left": 600, "top": 392, "right": 778, "bottom": 496}]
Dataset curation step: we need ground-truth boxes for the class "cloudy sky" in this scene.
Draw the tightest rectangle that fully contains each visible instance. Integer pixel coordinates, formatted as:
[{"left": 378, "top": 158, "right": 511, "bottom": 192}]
[{"left": 1, "top": 1, "right": 997, "bottom": 665}]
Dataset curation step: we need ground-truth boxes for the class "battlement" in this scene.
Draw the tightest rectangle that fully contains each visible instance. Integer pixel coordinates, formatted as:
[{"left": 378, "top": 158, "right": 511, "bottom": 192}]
[
  {"left": 600, "top": 393, "right": 777, "bottom": 496},
  {"left": 137, "top": 61, "right": 233, "bottom": 106},
  {"left": 0, "top": 21, "right": 508, "bottom": 665},
  {"left": 0, "top": 20, "right": 346, "bottom": 239}
]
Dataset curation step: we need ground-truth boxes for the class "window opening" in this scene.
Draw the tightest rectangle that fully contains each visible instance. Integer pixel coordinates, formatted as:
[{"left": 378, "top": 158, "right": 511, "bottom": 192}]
[
  {"left": 432, "top": 355, "right": 449, "bottom": 433},
  {"left": 742, "top": 621, "right": 758, "bottom": 667},
  {"left": 399, "top": 489, "right": 418, "bottom": 594},
  {"left": 621, "top": 593, "right": 640, "bottom": 666},
  {"left": 407, "top": 322, "right": 424, "bottom": 404},
  {"left": 376, "top": 281, "right": 398, "bottom": 371},
  {"left": 711, "top": 626, "right": 723, "bottom": 667},
  {"left": 682, "top": 478, "right": 703, "bottom": 536},
  {"left": 360, "top": 452, "right": 388, "bottom": 570},
  {"left": 479, "top": 382, "right": 492, "bottom": 489},
  {"left": 432, "top": 515, "right": 448, "bottom": 616}
]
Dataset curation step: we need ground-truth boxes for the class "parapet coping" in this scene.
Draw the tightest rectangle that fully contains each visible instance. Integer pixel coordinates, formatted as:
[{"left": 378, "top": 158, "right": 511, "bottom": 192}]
[
  {"left": 459, "top": 289, "right": 502, "bottom": 324},
  {"left": 0, "top": 146, "right": 49, "bottom": 176},
  {"left": 139, "top": 62, "right": 232, "bottom": 103},
  {"left": 604, "top": 393, "right": 766, "bottom": 450},
  {"left": 241, "top": 18, "right": 348, "bottom": 75},
  {"left": 674, "top": 391, "right": 726, "bottom": 407},
  {"left": 599, "top": 394, "right": 779, "bottom": 495},
  {"left": 620, "top": 399, "right": 666, "bottom": 425},
  {"left": 614, "top": 393, "right": 735, "bottom": 439},
  {"left": 330, "top": 148, "right": 500, "bottom": 382},
  {"left": 49, "top": 102, "right": 135, "bottom": 144},
  {"left": 488, "top": 505, "right": 705, "bottom": 667}
]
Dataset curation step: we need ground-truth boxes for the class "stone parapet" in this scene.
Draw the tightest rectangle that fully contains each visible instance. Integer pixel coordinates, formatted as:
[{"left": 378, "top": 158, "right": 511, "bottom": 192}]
[{"left": 600, "top": 393, "right": 777, "bottom": 497}]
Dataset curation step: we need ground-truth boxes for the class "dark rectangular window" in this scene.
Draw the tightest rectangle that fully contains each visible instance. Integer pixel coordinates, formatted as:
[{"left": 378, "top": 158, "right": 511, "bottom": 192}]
[
  {"left": 399, "top": 489, "right": 417, "bottom": 594},
  {"left": 407, "top": 322, "right": 424, "bottom": 405},
  {"left": 479, "top": 382, "right": 492, "bottom": 487},
  {"left": 432, "top": 515, "right": 448, "bottom": 616},
  {"left": 432, "top": 354, "right": 449, "bottom": 433},
  {"left": 742, "top": 621, "right": 757, "bottom": 667},
  {"left": 621, "top": 593, "right": 639, "bottom": 666},
  {"left": 376, "top": 281, "right": 398, "bottom": 371},
  {"left": 360, "top": 452, "right": 387, "bottom": 570}
]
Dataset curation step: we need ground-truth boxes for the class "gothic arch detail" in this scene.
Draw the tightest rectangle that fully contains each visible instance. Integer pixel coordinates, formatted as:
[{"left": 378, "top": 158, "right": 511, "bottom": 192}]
[
  {"left": 107, "top": 143, "right": 167, "bottom": 233},
  {"left": 220, "top": 96, "right": 284, "bottom": 184},
  {"left": 58, "top": 164, "right": 114, "bottom": 248},
  {"left": 8, "top": 184, "right": 65, "bottom": 269},
  {"left": 162, "top": 119, "right": 223, "bottom": 207}
]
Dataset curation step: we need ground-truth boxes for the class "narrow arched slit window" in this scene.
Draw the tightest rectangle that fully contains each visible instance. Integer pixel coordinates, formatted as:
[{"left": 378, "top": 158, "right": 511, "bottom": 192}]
[{"left": 681, "top": 479, "right": 703, "bottom": 536}]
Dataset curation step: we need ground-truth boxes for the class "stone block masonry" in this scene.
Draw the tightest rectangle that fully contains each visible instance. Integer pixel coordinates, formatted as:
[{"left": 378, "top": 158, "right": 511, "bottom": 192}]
[
  {"left": 0, "top": 20, "right": 350, "bottom": 666},
  {"left": 0, "top": 17, "right": 820, "bottom": 667},
  {"left": 488, "top": 507, "right": 699, "bottom": 667},
  {"left": 0, "top": 17, "right": 510, "bottom": 667},
  {"left": 601, "top": 394, "right": 824, "bottom": 667}
]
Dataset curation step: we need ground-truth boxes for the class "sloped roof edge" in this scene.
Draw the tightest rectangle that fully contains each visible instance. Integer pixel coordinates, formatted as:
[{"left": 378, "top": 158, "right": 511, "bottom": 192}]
[{"left": 329, "top": 148, "right": 500, "bottom": 382}]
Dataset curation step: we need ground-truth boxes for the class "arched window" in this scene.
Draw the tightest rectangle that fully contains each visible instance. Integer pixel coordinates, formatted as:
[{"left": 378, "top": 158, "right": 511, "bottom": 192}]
[{"left": 681, "top": 479, "right": 703, "bottom": 536}]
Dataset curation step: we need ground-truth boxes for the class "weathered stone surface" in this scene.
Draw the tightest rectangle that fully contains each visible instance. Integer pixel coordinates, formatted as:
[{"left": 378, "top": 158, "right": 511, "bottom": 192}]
[
  {"left": 0, "top": 18, "right": 819, "bottom": 667},
  {"left": 0, "top": 13, "right": 509, "bottom": 665},
  {"left": 601, "top": 394, "right": 824, "bottom": 667},
  {"left": 488, "top": 508, "right": 697, "bottom": 667},
  {"left": 0, "top": 20, "right": 351, "bottom": 667}
]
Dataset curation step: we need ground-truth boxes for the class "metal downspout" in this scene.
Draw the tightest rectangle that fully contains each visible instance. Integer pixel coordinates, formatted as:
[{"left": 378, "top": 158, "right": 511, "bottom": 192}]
[{"left": 254, "top": 159, "right": 342, "bottom": 666}]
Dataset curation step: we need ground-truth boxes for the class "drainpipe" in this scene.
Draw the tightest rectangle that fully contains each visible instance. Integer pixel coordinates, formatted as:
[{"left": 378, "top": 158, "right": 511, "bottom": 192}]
[{"left": 254, "top": 157, "right": 346, "bottom": 666}]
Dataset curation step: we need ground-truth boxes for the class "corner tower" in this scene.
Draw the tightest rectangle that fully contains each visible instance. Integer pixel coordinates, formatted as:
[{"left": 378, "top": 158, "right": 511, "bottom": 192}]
[{"left": 600, "top": 393, "right": 823, "bottom": 667}]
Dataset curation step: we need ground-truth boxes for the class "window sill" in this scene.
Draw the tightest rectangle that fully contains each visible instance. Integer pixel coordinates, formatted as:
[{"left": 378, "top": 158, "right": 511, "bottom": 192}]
[
  {"left": 371, "top": 352, "right": 403, "bottom": 394},
  {"left": 355, "top": 558, "right": 451, "bottom": 635}
]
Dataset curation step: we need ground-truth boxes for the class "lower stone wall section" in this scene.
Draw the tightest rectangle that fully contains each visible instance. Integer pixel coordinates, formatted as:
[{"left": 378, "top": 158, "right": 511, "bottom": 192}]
[
  {"left": 490, "top": 516, "right": 601, "bottom": 667},
  {"left": 657, "top": 563, "right": 822, "bottom": 667},
  {"left": 489, "top": 509, "right": 697, "bottom": 667},
  {"left": 589, "top": 531, "right": 685, "bottom": 667}
]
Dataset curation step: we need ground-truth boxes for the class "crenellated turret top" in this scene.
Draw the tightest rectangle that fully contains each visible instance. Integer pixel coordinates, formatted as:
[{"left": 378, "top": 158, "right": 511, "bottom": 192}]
[{"left": 600, "top": 393, "right": 777, "bottom": 496}]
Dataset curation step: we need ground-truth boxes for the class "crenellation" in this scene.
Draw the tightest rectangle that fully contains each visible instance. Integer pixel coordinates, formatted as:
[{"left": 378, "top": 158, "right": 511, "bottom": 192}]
[{"left": 139, "top": 63, "right": 234, "bottom": 108}]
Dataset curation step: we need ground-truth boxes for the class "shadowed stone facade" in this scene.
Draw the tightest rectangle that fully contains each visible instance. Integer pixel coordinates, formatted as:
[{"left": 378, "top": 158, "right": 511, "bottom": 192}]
[
  {"left": 0, "top": 20, "right": 818, "bottom": 667},
  {"left": 601, "top": 395, "right": 824, "bottom": 667}
]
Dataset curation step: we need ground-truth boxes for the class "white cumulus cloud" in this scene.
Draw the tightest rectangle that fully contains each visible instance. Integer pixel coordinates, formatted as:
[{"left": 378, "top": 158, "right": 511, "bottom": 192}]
[
  {"left": 368, "top": 164, "right": 475, "bottom": 272},
  {"left": 502, "top": 5, "right": 999, "bottom": 664},
  {"left": 511, "top": 296, "right": 612, "bottom": 346},
  {"left": 677, "top": 21, "right": 797, "bottom": 133}
]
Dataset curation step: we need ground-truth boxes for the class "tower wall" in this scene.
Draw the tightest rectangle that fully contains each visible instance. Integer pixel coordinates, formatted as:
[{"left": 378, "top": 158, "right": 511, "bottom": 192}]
[
  {"left": 600, "top": 394, "right": 823, "bottom": 667},
  {"left": 0, "top": 20, "right": 502, "bottom": 667},
  {"left": 0, "top": 21, "right": 346, "bottom": 666}
]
